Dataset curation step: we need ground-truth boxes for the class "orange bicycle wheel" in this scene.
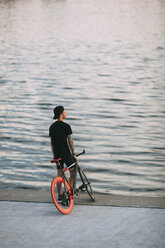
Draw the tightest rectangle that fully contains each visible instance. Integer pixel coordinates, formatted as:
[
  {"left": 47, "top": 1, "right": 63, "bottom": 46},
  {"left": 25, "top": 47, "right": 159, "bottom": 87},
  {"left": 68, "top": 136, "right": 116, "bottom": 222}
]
[{"left": 51, "top": 177, "right": 74, "bottom": 215}]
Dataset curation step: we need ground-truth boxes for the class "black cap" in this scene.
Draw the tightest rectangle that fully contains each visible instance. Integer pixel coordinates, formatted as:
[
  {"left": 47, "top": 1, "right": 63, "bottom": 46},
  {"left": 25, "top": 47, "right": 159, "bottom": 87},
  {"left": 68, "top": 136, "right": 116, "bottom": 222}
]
[{"left": 53, "top": 106, "right": 64, "bottom": 119}]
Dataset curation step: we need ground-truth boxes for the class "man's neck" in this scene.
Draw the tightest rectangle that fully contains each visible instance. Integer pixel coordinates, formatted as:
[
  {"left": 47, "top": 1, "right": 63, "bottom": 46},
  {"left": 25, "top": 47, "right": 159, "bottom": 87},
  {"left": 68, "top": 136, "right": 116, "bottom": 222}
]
[{"left": 58, "top": 117, "right": 64, "bottom": 122}]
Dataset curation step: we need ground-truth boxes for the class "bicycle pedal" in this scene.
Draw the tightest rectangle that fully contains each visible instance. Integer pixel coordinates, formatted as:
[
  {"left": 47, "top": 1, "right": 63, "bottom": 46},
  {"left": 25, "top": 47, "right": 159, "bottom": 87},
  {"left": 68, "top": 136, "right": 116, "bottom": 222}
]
[{"left": 79, "top": 184, "right": 86, "bottom": 192}]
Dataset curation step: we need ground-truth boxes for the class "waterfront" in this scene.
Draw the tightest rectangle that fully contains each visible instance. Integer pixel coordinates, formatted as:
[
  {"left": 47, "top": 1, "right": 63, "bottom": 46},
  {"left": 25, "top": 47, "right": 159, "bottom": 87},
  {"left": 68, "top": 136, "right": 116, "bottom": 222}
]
[{"left": 0, "top": 0, "right": 165, "bottom": 196}]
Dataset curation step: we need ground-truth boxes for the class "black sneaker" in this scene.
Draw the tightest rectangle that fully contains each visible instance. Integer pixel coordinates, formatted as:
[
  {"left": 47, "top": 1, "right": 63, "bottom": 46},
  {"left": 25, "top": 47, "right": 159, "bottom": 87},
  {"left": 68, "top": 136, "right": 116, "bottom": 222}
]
[
  {"left": 58, "top": 195, "right": 63, "bottom": 203},
  {"left": 58, "top": 194, "right": 68, "bottom": 206}
]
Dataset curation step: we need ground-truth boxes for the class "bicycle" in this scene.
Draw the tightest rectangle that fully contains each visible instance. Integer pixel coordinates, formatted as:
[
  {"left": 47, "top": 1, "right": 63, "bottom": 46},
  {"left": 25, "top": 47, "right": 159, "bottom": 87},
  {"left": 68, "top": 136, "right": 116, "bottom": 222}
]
[{"left": 50, "top": 150, "right": 95, "bottom": 215}]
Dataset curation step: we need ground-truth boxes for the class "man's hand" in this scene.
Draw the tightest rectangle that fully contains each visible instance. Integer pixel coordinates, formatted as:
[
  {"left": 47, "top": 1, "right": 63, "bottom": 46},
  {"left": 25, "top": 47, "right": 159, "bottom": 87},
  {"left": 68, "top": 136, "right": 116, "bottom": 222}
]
[{"left": 73, "top": 154, "right": 78, "bottom": 162}]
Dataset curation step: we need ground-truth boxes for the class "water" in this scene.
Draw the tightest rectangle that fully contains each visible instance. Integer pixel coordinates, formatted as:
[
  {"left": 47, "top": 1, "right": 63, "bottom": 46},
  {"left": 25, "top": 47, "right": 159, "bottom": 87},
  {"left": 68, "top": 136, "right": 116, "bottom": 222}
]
[{"left": 0, "top": 0, "right": 165, "bottom": 196}]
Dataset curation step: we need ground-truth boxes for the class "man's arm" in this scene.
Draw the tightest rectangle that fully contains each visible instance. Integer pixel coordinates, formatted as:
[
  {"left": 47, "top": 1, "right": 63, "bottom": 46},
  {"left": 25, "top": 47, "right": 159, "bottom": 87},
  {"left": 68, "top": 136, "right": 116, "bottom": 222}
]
[
  {"left": 68, "top": 135, "right": 77, "bottom": 161},
  {"left": 50, "top": 138, "right": 55, "bottom": 158}
]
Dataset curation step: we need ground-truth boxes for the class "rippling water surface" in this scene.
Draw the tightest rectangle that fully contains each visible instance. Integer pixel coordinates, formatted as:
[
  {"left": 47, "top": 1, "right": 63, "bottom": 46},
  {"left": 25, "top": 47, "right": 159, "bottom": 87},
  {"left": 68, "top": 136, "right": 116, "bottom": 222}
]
[{"left": 0, "top": 0, "right": 165, "bottom": 196}]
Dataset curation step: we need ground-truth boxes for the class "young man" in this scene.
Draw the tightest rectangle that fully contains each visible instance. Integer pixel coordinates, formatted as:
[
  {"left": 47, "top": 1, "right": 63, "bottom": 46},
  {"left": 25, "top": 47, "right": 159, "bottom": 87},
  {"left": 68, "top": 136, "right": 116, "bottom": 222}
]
[{"left": 49, "top": 106, "right": 77, "bottom": 193}]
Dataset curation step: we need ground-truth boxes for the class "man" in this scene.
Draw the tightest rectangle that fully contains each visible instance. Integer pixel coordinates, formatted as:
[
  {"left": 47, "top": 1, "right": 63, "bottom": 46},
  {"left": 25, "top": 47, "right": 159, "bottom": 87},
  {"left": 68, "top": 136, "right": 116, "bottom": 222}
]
[{"left": 49, "top": 106, "right": 77, "bottom": 192}]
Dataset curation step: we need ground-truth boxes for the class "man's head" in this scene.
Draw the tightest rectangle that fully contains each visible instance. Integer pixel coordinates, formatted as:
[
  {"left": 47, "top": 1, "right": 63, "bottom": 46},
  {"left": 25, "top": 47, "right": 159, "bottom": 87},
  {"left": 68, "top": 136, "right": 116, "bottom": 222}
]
[{"left": 53, "top": 106, "right": 66, "bottom": 120}]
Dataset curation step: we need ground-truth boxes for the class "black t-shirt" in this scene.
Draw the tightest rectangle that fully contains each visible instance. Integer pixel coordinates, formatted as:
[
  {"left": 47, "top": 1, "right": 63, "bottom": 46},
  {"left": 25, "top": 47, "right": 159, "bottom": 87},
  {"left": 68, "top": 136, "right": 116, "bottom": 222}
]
[{"left": 49, "top": 121, "right": 72, "bottom": 161}]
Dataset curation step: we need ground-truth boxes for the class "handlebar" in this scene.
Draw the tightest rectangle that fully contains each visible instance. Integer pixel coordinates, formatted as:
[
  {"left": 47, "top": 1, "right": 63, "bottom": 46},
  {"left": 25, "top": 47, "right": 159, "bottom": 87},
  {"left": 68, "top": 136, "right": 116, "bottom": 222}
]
[{"left": 76, "top": 149, "right": 85, "bottom": 157}]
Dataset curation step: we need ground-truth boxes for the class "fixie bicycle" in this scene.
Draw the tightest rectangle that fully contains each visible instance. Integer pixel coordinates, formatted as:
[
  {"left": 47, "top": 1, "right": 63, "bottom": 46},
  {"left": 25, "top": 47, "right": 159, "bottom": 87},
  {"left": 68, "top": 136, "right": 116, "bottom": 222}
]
[{"left": 50, "top": 150, "right": 95, "bottom": 215}]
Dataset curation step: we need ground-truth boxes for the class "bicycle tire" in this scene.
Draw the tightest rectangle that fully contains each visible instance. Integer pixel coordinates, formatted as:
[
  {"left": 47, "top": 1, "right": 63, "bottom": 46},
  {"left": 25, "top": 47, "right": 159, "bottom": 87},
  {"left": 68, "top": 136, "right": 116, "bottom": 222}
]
[
  {"left": 79, "top": 168, "right": 95, "bottom": 201},
  {"left": 51, "top": 177, "right": 74, "bottom": 215}
]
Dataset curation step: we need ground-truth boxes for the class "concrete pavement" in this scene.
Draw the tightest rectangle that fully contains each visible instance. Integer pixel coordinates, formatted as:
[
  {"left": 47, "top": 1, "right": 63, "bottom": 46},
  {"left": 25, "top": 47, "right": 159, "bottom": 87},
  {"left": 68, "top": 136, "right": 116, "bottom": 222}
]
[
  {"left": 0, "top": 201, "right": 165, "bottom": 248},
  {"left": 0, "top": 190, "right": 165, "bottom": 248}
]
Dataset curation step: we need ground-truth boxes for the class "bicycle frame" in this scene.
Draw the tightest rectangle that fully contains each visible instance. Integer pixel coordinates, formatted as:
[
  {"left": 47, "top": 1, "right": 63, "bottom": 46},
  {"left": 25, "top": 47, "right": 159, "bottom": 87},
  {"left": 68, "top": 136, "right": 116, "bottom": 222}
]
[
  {"left": 54, "top": 150, "right": 85, "bottom": 197},
  {"left": 51, "top": 149, "right": 95, "bottom": 214}
]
